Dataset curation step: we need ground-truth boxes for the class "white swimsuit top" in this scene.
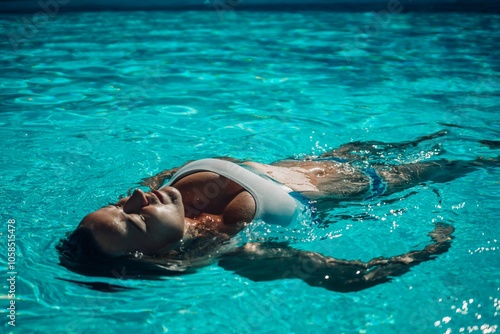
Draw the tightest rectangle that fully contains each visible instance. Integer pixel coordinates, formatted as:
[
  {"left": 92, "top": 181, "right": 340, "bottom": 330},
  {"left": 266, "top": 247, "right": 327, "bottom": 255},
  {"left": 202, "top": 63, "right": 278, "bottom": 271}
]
[{"left": 162, "top": 159, "right": 303, "bottom": 226}]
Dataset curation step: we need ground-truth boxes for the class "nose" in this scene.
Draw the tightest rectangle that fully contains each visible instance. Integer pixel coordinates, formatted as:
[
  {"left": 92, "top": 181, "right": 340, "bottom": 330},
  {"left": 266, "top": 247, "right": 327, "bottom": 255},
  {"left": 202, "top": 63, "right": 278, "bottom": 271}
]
[{"left": 122, "top": 189, "right": 148, "bottom": 214}]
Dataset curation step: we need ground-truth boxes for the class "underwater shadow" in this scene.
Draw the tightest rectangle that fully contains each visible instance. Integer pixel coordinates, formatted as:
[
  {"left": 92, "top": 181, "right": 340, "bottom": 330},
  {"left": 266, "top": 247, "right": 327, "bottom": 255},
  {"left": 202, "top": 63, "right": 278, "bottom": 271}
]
[{"left": 56, "top": 277, "right": 138, "bottom": 293}]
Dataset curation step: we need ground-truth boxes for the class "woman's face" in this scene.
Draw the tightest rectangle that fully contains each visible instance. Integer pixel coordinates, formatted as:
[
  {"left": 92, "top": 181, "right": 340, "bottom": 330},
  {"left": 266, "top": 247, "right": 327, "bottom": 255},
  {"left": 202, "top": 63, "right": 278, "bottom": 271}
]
[{"left": 77, "top": 187, "right": 186, "bottom": 257}]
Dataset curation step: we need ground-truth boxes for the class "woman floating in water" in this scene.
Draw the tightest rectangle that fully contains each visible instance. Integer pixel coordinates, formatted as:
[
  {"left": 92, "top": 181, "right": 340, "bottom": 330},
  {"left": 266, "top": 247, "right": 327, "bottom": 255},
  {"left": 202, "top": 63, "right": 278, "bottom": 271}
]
[{"left": 57, "top": 131, "right": 498, "bottom": 292}]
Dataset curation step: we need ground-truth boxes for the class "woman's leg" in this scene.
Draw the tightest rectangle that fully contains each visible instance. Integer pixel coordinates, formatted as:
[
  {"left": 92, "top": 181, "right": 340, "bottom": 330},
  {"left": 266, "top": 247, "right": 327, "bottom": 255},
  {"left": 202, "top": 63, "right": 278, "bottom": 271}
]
[
  {"left": 377, "top": 157, "right": 499, "bottom": 195},
  {"left": 317, "top": 130, "right": 448, "bottom": 162}
]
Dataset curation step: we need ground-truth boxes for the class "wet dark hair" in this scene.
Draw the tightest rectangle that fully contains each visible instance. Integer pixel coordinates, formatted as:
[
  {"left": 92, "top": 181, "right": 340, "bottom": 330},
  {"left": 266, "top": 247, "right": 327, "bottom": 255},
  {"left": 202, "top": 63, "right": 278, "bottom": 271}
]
[
  {"left": 56, "top": 228, "right": 208, "bottom": 279},
  {"left": 57, "top": 228, "right": 107, "bottom": 264},
  {"left": 56, "top": 228, "right": 192, "bottom": 279}
]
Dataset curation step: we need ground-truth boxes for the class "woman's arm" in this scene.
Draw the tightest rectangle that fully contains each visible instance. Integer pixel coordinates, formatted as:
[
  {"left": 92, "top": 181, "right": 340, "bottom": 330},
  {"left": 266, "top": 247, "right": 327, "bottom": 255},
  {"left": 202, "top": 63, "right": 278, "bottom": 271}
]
[{"left": 218, "top": 223, "right": 454, "bottom": 292}]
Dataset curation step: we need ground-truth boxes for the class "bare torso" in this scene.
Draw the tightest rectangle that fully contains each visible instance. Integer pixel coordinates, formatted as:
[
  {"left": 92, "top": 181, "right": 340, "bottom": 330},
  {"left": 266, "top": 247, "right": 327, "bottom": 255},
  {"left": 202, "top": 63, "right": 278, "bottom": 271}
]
[{"left": 244, "top": 160, "right": 371, "bottom": 200}]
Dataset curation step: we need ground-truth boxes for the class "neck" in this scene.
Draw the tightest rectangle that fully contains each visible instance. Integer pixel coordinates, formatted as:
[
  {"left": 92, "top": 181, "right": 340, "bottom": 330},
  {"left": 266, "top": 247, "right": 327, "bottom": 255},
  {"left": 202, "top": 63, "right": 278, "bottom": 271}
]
[{"left": 152, "top": 219, "right": 190, "bottom": 256}]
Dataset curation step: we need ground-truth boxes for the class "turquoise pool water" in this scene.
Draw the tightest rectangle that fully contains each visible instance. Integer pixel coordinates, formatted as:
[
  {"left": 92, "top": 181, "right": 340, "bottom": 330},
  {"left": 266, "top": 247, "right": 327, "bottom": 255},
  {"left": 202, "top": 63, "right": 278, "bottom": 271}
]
[{"left": 1, "top": 9, "right": 499, "bottom": 334}]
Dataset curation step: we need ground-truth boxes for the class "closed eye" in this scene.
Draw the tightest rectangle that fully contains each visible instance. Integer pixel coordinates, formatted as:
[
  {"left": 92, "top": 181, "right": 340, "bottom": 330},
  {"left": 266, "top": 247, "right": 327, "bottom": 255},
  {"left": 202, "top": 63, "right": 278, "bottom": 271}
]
[{"left": 104, "top": 203, "right": 146, "bottom": 232}]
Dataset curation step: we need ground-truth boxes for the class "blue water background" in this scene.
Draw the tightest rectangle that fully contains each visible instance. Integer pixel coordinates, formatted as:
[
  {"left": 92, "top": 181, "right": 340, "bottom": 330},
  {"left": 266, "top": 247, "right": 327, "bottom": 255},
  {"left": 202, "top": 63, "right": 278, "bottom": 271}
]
[{"left": 1, "top": 9, "right": 499, "bottom": 334}]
